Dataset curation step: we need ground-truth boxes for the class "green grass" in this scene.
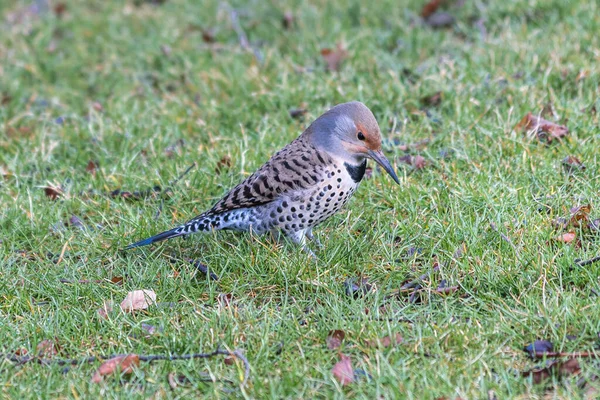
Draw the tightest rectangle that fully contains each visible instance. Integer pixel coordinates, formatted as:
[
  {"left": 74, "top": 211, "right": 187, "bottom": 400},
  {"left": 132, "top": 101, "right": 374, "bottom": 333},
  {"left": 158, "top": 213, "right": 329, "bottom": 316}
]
[{"left": 1, "top": 0, "right": 600, "bottom": 398}]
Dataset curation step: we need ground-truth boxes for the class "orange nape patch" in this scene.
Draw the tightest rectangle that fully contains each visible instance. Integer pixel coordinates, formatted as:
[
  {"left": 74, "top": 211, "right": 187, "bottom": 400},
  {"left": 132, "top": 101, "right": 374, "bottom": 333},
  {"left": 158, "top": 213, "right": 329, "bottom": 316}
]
[{"left": 356, "top": 122, "right": 382, "bottom": 151}]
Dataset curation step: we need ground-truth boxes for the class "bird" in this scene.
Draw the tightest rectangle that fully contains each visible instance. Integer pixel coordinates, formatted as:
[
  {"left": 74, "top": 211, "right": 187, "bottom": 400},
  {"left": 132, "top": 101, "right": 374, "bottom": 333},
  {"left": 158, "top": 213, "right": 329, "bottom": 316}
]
[{"left": 125, "top": 101, "right": 399, "bottom": 255}]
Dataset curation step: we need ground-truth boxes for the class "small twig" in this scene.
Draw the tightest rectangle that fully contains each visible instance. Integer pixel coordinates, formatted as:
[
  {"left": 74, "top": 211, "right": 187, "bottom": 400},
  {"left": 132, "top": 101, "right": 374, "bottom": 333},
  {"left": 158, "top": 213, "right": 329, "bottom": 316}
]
[
  {"left": 2, "top": 347, "right": 250, "bottom": 386},
  {"left": 575, "top": 255, "right": 600, "bottom": 267},
  {"left": 187, "top": 258, "right": 219, "bottom": 281},
  {"left": 533, "top": 351, "right": 599, "bottom": 359},
  {"left": 490, "top": 222, "right": 516, "bottom": 249}
]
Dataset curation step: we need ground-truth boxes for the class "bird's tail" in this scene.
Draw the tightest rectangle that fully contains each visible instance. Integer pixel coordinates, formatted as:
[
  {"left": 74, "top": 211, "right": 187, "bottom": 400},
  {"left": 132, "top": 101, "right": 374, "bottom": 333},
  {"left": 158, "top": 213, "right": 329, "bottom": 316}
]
[
  {"left": 124, "top": 226, "right": 186, "bottom": 249},
  {"left": 124, "top": 212, "right": 219, "bottom": 250}
]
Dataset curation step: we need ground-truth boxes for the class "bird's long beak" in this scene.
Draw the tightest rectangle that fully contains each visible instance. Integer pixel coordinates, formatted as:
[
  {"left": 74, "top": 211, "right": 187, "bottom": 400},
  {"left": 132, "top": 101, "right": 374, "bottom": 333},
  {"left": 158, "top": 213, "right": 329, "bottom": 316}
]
[{"left": 367, "top": 149, "right": 400, "bottom": 185}]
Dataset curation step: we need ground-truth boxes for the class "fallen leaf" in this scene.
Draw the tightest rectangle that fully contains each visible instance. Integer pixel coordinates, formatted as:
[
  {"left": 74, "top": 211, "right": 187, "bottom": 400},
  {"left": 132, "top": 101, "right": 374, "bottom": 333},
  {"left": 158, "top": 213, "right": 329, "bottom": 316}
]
[
  {"left": 111, "top": 276, "right": 124, "bottom": 285},
  {"left": 413, "top": 155, "right": 427, "bottom": 169},
  {"left": 569, "top": 205, "right": 592, "bottom": 228},
  {"left": 36, "top": 339, "right": 60, "bottom": 358},
  {"left": 224, "top": 356, "right": 235, "bottom": 366},
  {"left": 14, "top": 348, "right": 28, "bottom": 356},
  {"left": 44, "top": 185, "right": 62, "bottom": 200},
  {"left": 97, "top": 301, "right": 114, "bottom": 319},
  {"left": 522, "top": 358, "right": 581, "bottom": 384},
  {"left": 326, "top": 330, "right": 346, "bottom": 350},
  {"left": 85, "top": 160, "right": 99, "bottom": 176},
  {"left": 555, "top": 232, "right": 576, "bottom": 244},
  {"left": 120, "top": 289, "right": 157, "bottom": 312},
  {"left": 516, "top": 112, "right": 569, "bottom": 143},
  {"left": 320, "top": 44, "right": 348, "bottom": 72},
  {"left": 562, "top": 156, "right": 585, "bottom": 172},
  {"left": 91, "top": 354, "right": 140, "bottom": 383},
  {"left": 421, "top": 0, "right": 442, "bottom": 18},
  {"left": 332, "top": 354, "right": 354, "bottom": 386},
  {"left": 424, "top": 12, "right": 455, "bottom": 28},
  {"left": 215, "top": 155, "right": 232, "bottom": 174},
  {"left": 53, "top": 3, "right": 67, "bottom": 17},
  {"left": 523, "top": 340, "right": 554, "bottom": 358}
]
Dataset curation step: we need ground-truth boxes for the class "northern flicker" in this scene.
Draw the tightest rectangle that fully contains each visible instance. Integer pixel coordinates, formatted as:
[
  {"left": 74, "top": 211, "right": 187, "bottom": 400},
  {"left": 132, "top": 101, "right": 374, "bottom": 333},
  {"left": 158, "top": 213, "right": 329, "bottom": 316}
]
[{"left": 125, "top": 101, "right": 399, "bottom": 254}]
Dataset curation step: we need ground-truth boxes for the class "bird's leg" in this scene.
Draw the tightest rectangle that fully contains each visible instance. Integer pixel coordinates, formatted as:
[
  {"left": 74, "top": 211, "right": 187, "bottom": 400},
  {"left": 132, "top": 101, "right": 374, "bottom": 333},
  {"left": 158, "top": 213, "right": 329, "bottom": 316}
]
[
  {"left": 305, "top": 228, "right": 323, "bottom": 249},
  {"left": 287, "top": 230, "right": 317, "bottom": 259}
]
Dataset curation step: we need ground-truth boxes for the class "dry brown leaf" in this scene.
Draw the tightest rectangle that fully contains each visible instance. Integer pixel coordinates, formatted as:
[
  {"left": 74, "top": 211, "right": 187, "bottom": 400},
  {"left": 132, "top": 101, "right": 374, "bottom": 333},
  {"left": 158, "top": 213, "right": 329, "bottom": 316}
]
[
  {"left": 320, "top": 44, "right": 348, "bottom": 72},
  {"left": 562, "top": 156, "right": 586, "bottom": 172},
  {"left": 569, "top": 205, "right": 591, "bottom": 228},
  {"left": 413, "top": 155, "right": 427, "bottom": 169},
  {"left": 224, "top": 356, "right": 235, "bottom": 366},
  {"left": 326, "top": 330, "right": 346, "bottom": 350},
  {"left": 516, "top": 112, "right": 569, "bottom": 142},
  {"left": 91, "top": 354, "right": 140, "bottom": 383},
  {"left": 332, "top": 354, "right": 354, "bottom": 386},
  {"left": 421, "top": 0, "right": 442, "bottom": 18},
  {"left": 14, "top": 348, "right": 28, "bottom": 356},
  {"left": 120, "top": 289, "right": 157, "bottom": 312},
  {"left": 555, "top": 232, "right": 576, "bottom": 244},
  {"left": 36, "top": 339, "right": 60, "bottom": 358},
  {"left": 86, "top": 160, "right": 99, "bottom": 176},
  {"left": 522, "top": 358, "right": 581, "bottom": 384},
  {"left": 44, "top": 185, "right": 62, "bottom": 200},
  {"left": 215, "top": 155, "right": 232, "bottom": 174}
]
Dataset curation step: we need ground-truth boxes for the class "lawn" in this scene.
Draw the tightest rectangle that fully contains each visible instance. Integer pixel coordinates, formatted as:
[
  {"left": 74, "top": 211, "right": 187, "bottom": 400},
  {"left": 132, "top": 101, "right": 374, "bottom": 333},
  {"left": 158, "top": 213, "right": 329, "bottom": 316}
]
[{"left": 1, "top": 0, "right": 600, "bottom": 398}]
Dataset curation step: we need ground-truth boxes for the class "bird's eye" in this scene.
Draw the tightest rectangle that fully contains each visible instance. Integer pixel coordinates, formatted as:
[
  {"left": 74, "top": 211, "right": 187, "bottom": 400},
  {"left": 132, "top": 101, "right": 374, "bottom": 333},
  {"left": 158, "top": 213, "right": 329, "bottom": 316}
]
[{"left": 357, "top": 131, "right": 365, "bottom": 141}]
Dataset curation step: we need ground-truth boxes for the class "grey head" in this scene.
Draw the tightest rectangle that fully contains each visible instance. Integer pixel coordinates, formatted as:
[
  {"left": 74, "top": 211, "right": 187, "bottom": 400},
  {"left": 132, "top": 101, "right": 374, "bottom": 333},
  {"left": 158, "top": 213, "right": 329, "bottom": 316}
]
[{"left": 306, "top": 101, "right": 400, "bottom": 184}]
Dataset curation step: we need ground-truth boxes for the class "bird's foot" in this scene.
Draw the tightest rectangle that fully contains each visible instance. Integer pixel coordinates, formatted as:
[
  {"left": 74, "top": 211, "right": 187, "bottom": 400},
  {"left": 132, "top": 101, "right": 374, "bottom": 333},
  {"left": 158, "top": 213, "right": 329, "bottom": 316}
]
[
  {"left": 301, "top": 244, "right": 318, "bottom": 259},
  {"left": 305, "top": 229, "right": 324, "bottom": 249}
]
